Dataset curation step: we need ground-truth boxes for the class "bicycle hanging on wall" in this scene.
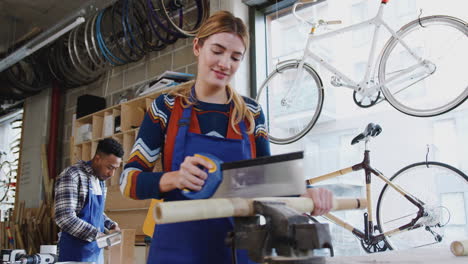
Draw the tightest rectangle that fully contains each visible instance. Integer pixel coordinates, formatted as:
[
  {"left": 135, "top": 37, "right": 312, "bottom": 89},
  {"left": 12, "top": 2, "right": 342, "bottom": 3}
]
[{"left": 256, "top": 0, "right": 468, "bottom": 144}]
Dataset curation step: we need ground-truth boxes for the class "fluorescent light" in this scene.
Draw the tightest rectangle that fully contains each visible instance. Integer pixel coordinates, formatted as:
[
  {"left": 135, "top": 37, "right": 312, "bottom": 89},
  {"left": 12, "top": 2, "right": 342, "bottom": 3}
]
[
  {"left": 28, "top": 17, "right": 85, "bottom": 55},
  {"left": 0, "top": 16, "right": 85, "bottom": 73}
]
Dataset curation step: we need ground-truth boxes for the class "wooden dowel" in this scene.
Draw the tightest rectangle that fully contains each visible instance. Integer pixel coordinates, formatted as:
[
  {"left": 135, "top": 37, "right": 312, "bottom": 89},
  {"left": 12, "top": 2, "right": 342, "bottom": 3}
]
[
  {"left": 451, "top": 240, "right": 468, "bottom": 256},
  {"left": 15, "top": 224, "right": 25, "bottom": 250},
  {"left": 0, "top": 222, "right": 5, "bottom": 248},
  {"left": 154, "top": 197, "right": 366, "bottom": 224}
]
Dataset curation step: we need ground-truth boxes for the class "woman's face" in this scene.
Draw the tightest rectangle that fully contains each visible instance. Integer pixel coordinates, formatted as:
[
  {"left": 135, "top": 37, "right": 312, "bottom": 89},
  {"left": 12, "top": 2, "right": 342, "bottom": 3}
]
[{"left": 193, "top": 32, "right": 245, "bottom": 90}]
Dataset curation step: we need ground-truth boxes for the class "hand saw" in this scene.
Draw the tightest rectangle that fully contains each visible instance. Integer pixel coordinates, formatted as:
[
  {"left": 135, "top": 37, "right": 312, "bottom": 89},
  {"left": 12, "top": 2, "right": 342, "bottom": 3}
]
[{"left": 182, "top": 151, "right": 306, "bottom": 199}]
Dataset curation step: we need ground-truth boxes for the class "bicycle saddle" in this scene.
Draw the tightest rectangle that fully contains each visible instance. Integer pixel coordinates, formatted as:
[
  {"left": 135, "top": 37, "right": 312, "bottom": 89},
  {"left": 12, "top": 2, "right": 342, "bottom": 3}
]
[{"left": 351, "top": 123, "right": 382, "bottom": 145}]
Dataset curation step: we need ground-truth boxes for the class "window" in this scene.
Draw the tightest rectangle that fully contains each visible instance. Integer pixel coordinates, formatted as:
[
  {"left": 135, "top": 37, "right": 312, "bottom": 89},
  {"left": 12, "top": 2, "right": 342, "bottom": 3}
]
[
  {"left": 351, "top": 1, "right": 371, "bottom": 47},
  {"left": 252, "top": 0, "right": 468, "bottom": 256},
  {"left": 339, "top": 132, "right": 363, "bottom": 186},
  {"left": 441, "top": 192, "right": 467, "bottom": 226},
  {"left": 433, "top": 119, "right": 459, "bottom": 167},
  {"left": 395, "top": 0, "right": 417, "bottom": 18},
  {"left": 0, "top": 109, "right": 23, "bottom": 221}
]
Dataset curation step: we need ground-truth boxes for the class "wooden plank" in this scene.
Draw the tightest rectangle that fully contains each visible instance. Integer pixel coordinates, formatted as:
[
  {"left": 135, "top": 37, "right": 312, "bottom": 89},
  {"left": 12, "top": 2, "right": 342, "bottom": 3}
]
[
  {"left": 108, "top": 229, "right": 136, "bottom": 264},
  {"left": 121, "top": 229, "right": 136, "bottom": 264},
  {"left": 13, "top": 102, "right": 27, "bottom": 218},
  {"left": 0, "top": 222, "right": 5, "bottom": 248},
  {"left": 41, "top": 144, "right": 53, "bottom": 204},
  {"left": 105, "top": 185, "right": 151, "bottom": 211},
  {"left": 108, "top": 240, "right": 120, "bottom": 264},
  {"left": 92, "top": 115, "right": 104, "bottom": 139},
  {"left": 15, "top": 224, "right": 25, "bottom": 249}
]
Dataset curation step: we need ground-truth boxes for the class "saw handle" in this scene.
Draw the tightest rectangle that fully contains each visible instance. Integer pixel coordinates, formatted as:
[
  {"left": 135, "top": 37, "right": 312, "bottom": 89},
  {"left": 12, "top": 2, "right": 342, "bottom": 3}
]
[
  {"left": 154, "top": 197, "right": 367, "bottom": 224},
  {"left": 181, "top": 153, "right": 223, "bottom": 199}
]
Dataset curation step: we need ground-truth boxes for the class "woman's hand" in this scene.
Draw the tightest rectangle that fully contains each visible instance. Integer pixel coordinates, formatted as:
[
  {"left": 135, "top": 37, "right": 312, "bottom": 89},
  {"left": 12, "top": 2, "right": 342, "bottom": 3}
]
[
  {"left": 301, "top": 188, "right": 334, "bottom": 216},
  {"left": 159, "top": 155, "right": 213, "bottom": 192}
]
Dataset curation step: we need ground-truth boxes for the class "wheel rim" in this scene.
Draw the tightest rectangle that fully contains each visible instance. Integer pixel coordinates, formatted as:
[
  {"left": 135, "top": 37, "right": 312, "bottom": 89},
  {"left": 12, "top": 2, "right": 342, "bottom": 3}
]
[
  {"left": 379, "top": 16, "right": 468, "bottom": 117},
  {"left": 256, "top": 62, "right": 324, "bottom": 145},
  {"left": 377, "top": 162, "right": 468, "bottom": 250}
]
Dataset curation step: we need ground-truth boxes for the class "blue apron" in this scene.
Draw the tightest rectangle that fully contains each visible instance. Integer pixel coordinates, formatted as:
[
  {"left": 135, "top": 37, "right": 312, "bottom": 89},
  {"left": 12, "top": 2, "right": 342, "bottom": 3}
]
[
  {"left": 147, "top": 103, "right": 256, "bottom": 264},
  {"left": 58, "top": 172, "right": 105, "bottom": 263}
]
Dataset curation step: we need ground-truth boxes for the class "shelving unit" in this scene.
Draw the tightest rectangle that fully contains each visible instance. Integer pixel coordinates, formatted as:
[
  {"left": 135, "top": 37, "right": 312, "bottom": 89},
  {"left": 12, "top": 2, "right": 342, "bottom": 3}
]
[{"left": 71, "top": 86, "right": 174, "bottom": 239}]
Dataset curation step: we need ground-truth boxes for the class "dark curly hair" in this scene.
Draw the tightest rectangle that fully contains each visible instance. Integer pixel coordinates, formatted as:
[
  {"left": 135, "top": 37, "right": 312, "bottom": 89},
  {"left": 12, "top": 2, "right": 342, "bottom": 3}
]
[{"left": 96, "top": 138, "right": 124, "bottom": 158}]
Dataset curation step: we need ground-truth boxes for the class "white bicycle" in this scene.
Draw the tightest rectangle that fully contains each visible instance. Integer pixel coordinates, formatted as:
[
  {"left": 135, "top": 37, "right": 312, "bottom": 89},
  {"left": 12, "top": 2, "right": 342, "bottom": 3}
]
[{"left": 256, "top": 0, "right": 468, "bottom": 144}]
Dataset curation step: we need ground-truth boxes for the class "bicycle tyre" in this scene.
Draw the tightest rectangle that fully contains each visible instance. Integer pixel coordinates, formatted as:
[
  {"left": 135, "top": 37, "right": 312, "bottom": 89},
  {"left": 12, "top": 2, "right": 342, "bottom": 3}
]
[
  {"left": 158, "top": 0, "right": 209, "bottom": 37},
  {"left": 134, "top": 0, "right": 166, "bottom": 51},
  {"left": 376, "top": 161, "right": 468, "bottom": 250},
  {"left": 124, "top": 0, "right": 151, "bottom": 53},
  {"left": 256, "top": 61, "right": 324, "bottom": 145},
  {"left": 147, "top": 0, "right": 179, "bottom": 44},
  {"left": 72, "top": 23, "right": 107, "bottom": 76},
  {"left": 378, "top": 15, "right": 468, "bottom": 117},
  {"left": 89, "top": 13, "right": 108, "bottom": 67}
]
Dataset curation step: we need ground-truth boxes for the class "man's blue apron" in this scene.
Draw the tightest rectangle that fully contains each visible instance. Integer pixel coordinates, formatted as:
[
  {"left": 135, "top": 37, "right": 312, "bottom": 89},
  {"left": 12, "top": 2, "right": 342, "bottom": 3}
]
[
  {"left": 147, "top": 103, "right": 256, "bottom": 264},
  {"left": 58, "top": 171, "right": 105, "bottom": 263}
]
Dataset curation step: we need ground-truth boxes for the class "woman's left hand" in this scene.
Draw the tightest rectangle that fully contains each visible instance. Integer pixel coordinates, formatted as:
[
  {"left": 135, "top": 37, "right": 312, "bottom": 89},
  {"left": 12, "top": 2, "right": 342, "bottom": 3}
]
[{"left": 301, "top": 188, "right": 334, "bottom": 216}]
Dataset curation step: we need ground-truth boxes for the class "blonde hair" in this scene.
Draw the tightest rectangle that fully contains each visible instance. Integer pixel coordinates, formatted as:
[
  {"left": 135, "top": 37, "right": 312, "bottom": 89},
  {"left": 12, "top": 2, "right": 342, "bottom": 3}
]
[{"left": 169, "top": 11, "right": 254, "bottom": 135}]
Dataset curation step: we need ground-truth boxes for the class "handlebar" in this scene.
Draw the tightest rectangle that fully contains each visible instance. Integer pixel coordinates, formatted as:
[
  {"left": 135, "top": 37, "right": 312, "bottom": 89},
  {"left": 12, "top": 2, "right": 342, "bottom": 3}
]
[
  {"left": 293, "top": 1, "right": 342, "bottom": 28},
  {"left": 324, "top": 20, "right": 342, "bottom": 25}
]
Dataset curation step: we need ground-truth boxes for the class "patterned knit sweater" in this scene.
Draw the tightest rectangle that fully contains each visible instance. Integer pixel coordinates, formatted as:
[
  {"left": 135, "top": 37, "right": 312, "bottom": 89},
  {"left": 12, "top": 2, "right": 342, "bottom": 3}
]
[{"left": 120, "top": 93, "right": 270, "bottom": 200}]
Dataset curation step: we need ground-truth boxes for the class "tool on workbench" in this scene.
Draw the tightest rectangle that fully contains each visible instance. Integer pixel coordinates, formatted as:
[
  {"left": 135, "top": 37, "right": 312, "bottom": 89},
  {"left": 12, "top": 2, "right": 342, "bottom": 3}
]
[
  {"left": 96, "top": 231, "right": 121, "bottom": 249},
  {"left": 1, "top": 249, "right": 57, "bottom": 264},
  {"left": 227, "top": 200, "right": 334, "bottom": 264},
  {"left": 156, "top": 189, "right": 366, "bottom": 263},
  {"left": 182, "top": 151, "right": 306, "bottom": 199}
]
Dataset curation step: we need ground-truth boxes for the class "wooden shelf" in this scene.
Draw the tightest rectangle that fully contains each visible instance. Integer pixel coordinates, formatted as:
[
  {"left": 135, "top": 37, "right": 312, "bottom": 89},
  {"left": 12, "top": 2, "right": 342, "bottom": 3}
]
[{"left": 72, "top": 85, "right": 178, "bottom": 239}]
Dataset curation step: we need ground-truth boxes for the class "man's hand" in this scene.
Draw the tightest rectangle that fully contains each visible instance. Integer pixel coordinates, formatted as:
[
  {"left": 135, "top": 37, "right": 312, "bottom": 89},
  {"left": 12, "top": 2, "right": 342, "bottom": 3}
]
[
  {"left": 110, "top": 223, "right": 121, "bottom": 232},
  {"left": 301, "top": 188, "right": 334, "bottom": 216}
]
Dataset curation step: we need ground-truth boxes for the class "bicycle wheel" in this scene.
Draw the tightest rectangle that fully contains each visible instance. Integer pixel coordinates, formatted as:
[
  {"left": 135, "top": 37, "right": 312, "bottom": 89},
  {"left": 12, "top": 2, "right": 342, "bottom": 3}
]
[
  {"left": 378, "top": 16, "right": 468, "bottom": 117},
  {"left": 256, "top": 61, "right": 324, "bottom": 145},
  {"left": 0, "top": 161, "right": 13, "bottom": 202},
  {"left": 376, "top": 161, "right": 468, "bottom": 250},
  {"left": 158, "top": 0, "right": 209, "bottom": 37}
]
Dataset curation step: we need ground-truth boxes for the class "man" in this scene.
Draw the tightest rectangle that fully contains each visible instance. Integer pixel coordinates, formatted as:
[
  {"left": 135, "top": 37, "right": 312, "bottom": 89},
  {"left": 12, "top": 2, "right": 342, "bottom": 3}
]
[{"left": 55, "top": 138, "right": 123, "bottom": 263}]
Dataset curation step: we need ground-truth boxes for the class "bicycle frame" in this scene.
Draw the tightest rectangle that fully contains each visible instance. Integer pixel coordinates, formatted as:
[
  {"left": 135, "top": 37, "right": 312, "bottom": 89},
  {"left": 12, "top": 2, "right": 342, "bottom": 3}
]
[
  {"left": 289, "top": 1, "right": 429, "bottom": 99},
  {"left": 305, "top": 142, "right": 427, "bottom": 244}
]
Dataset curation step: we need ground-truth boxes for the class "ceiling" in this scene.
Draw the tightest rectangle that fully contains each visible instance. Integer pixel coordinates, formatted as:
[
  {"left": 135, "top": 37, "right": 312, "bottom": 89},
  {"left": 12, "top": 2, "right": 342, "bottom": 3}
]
[{"left": 0, "top": 0, "right": 113, "bottom": 54}]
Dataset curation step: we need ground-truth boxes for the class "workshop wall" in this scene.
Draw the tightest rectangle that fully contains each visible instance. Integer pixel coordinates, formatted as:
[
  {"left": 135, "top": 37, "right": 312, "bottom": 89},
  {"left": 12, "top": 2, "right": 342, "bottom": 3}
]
[
  {"left": 15, "top": 0, "right": 250, "bottom": 210},
  {"left": 58, "top": 0, "right": 249, "bottom": 171}
]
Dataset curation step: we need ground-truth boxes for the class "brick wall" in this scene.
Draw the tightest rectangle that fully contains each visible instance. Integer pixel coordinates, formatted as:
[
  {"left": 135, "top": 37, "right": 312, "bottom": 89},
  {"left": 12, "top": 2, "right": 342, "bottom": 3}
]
[{"left": 59, "top": 1, "right": 250, "bottom": 171}]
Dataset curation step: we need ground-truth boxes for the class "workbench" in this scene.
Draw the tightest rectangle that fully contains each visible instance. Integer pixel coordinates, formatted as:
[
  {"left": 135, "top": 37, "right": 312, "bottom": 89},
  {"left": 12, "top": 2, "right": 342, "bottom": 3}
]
[{"left": 327, "top": 245, "right": 467, "bottom": 264}]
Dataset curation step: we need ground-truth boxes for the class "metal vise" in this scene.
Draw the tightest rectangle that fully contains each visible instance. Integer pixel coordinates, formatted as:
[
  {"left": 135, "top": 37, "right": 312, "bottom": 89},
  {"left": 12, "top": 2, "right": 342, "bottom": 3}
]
[{"left": 227, "top": 200, "right": 333, "bottom": 264}]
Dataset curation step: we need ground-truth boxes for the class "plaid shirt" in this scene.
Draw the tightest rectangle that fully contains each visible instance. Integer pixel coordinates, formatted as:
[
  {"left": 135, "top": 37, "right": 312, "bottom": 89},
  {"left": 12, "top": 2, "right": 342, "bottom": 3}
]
[{"left": 54, "top": 160, "right": 115, "bottom": 242}]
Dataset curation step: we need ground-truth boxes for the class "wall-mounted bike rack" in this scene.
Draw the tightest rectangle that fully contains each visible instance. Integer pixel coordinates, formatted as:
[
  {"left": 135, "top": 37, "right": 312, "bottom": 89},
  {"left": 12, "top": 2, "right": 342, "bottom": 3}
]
[{"left": 0, "top": 1, "right": 116, "bottom": 73}]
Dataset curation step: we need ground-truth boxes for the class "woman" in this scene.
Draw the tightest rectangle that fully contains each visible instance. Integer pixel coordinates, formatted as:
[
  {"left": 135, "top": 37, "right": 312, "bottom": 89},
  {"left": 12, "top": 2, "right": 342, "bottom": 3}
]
[{"left": 121, "top": 10, "right": 333, "bottom": 264}]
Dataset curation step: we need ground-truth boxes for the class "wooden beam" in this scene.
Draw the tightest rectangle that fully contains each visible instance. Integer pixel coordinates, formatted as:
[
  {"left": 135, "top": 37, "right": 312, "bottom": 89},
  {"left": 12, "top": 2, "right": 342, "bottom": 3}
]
[
  {"left": 108, "top": 229, "right": 136, "bottom": 264},
  {"left": 13, "top": 102, "right": 27, "bottom": 216}
]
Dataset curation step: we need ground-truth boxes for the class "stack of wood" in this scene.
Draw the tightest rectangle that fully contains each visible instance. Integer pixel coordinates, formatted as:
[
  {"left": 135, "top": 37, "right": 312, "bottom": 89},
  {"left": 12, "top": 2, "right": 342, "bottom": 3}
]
[
  {"left": 0, "top": 144, "right": 57, "bottom": 253},
  {"left": 0, "top": 200, "right": 57, "bottom": 253}
]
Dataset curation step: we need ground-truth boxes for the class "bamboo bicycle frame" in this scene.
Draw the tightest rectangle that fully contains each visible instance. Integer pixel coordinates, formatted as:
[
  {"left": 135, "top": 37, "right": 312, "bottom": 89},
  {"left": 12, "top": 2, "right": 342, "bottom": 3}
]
[
  {"left": 305, "top": 143, "right": 426, "bottom": 243},
  {"left": 287, "top": 0, "right": 430, "bottom": 100}
]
